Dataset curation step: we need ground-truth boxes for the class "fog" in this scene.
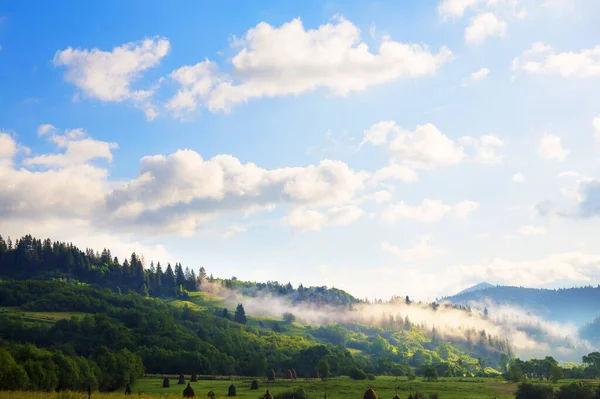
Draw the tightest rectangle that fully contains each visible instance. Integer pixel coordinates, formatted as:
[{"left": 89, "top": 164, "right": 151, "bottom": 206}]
[{"left": 199, "top": 281, "right": 595, "bottom": 362}]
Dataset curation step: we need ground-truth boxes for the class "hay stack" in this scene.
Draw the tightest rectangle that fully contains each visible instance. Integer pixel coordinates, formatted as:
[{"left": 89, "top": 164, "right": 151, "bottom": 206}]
[
  {"left": 250, "top": 379, "right": 259, "bottom": 390},
  {"left": 291, "top": 369, "right": 297, "bottom": 380},
  {"left": 285, "top": 369, "right": 293, "bottom": 379},
  {"left": 363, "top": 388, "right": 378, "bottom": 399},
  {"left": 191, "top": 373, "right": 198, "bottom": 382},
  {"left": 228, "top": 384, "right": 237, "bottom": 397},
  {"left": 268, "top": 369, "right": 276, "bottom": 381},
  {"left": 207, "top": 391, "right": 215, "bottom": 399},
  {"left": 124, "top": 384, "right": 132, "bottom": 395},
  {"left": 263, "top": 390, "right": 274, "bottom": 399},
  {"left": 183, "top": 383, "right": 196, "bottom": 398},
  {"left": 163, "top": 377, "right": 170, "bottom": 388},
  {"left": 178, "top": 373, "right": 186, "bottom": 384}
]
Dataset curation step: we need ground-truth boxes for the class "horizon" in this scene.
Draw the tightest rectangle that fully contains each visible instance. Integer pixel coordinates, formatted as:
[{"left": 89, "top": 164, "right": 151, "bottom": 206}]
[{"left": 3, "top": 0, "right": 600, "bottom": 303}]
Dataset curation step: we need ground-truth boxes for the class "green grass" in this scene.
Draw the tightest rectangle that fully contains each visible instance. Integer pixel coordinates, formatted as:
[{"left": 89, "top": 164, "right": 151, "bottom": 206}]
[
  {"left": 130, "top": 375, "right": 524, "bottom": 399},
  {"left": 0, "top": 307, "right": 86, "bottom": 324}
]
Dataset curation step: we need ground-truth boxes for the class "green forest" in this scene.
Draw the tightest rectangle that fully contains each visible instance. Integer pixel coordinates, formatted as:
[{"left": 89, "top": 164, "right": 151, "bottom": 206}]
[{"left": 0, "top": 234, "right": 599, "bottom": 395}]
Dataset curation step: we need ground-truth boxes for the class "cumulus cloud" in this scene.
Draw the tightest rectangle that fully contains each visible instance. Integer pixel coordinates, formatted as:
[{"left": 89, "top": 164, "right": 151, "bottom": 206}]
[
  {"left": 538, "top": 133, "right": 568, "bottom": 161},
  {"left": 465, "top": 12, "right": 507, "bottom": 45},
  {"left": 461, "top": 134, "right": 504, "bottom": 164},
  {"left": 469, "top": 67, "right": 490, "bottom": 81},
  {"left": 382, "top": 199, "right": 479, "bottom": 223},
  {"left": 24, "top": 125, "right": 117, "bottom": 168},
  {"left": 166, "top": 16, "right": 452, "bottom": 115},
  {"left": 361, "top": 121, "right": 503, "bottom": 183},
  {"left": 512, "top": 41, "right": 600, "bottom": 78},
  {"left": 382, "top": 236, "right": 444, "bottom": 260},
  {"left": 284, "top": 205, "right": 364, "bottom": 231},
  {"left": 53, "top": 37, "right": 170, "bottom": 119},
  {"left": 512, "top": 172, "right": 525, "bottom": 183},
  {"left": 438, "top": 0, "right": 483, "bottom": 18}
]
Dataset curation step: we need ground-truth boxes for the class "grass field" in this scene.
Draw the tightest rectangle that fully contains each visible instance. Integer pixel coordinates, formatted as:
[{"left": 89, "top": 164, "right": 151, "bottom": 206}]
[
  {"left": 0, "top": 306, "right": 87, "bottom": 324},
  {"left": 1, "top": 376, "right": 599, "bottom": 399}
]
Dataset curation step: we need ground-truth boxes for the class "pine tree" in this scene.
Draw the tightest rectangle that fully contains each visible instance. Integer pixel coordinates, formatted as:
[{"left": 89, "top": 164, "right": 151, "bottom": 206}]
[{"left": 234, "top": 303, "right": 247, "bottom": 324}]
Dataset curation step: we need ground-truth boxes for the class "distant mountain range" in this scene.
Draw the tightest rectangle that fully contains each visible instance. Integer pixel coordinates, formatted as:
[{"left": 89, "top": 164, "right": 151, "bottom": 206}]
[{"left": 443, "top": 283, "right": 600, "bottom": 327}]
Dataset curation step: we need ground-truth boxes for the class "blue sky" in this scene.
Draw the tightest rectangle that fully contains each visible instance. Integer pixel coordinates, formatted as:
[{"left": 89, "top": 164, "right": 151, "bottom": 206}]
[{"left": 2, "top": 0, "right": 600, "bottom": 300}]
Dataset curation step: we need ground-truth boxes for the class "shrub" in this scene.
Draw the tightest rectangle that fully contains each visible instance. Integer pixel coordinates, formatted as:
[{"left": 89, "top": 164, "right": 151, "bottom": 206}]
[
  {"left": 274, "top": 388, "right": 309, "bottom": 399},
  {"left": 366, "top": 373, "right": 376, "bottom": 380},
  {"left": 515, "top": 382, "right": 554, "bottom": 399},
  {"left": 348, "top": 367, "right": 367, "bottom": 380}
]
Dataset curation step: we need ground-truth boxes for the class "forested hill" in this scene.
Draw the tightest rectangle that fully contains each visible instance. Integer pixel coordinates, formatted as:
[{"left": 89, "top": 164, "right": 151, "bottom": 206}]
[
  {"left": 443, "top": 285, "right": 600, "bottom": 325},
  {"left": 0, "top": 234, "right": 358, "bottom": 306}
]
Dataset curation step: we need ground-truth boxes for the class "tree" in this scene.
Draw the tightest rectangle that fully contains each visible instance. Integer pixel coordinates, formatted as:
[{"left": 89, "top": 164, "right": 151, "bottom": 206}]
[
  {"left": 422, "top": 365, "right": 439, "bottom": 381},
  {"left": 234, "top": 304, "right": 247, "bottom": 324},
  {"left": 515, "top": 383, "right": 554, "bottom": 399},
  {"left": 283, "top": 312, "right": 296, "bottom": 324},
  {"left": 317, "top": 359, "right": 330, "bottom": 379},
  {"left": 222, "top": 308, "right": 230, "bottom": 320},
  {"left": 550, "top": 364, "right": 563, "bottom": 383},
  {"left": 0, "top": 348, "right": 28, "bottom": 390}
]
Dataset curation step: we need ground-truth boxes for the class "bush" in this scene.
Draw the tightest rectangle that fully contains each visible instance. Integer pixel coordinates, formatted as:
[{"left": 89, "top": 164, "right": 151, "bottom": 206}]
[
  {"left": 555, "top": 382, "right": 597, "bottom": 399},
  {"left": 515, "top": 382, "right": 554, "bottom": 399},
  {"left": 274, "top": 388, "right": 309, "bottom": 399},
  {"left": 348, "top": 367, "right": 367, "bottom": 380},
  {"left": 366, "top": 373, "right": 376, "bottom": 380}
]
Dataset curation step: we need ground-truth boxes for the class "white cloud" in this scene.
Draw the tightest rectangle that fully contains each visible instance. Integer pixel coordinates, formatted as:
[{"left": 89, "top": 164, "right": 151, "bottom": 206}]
[
  {"left": 372, "top": 164, "right": 419, "bottom": 184},
  {"left": 361, "top": 121, "right": 466, "bottom": 170},
  {"left": 461, "top": 134, "right": 504, "bottom": 164},
  {"left": 518, "top": 225, "right": 547, "bottom": 236},
  {"left": 538, "top": 133, "right": 568, "bottom": 161},
  {"left": 53, "top": 37, "right": 170, "bottom": 119},
  {"left": 593, "top": 116, "right": 600, "bottom": 142},
  {"left": 166, "top": 16, "right": 452, "bottom": 115},
  {"left": 24, "top": 125, "right": 117, "bottom": 168},
  {"left": 512, "top": 172, "right": 526, "bottom": 183},
  {"left": 105, "top": 151, "right": 367, "bottom": 234},
  {"left": 438, "top": 0, "right": 482, "bottom": 18},
  {"left": 357, "top": 190, "right": 392, "bottom": 204},
  {"left": 512, "top": 42, "right": 600, "bottom": 78},
  {"left": 284, "top": 205, "right": 364, "bottom": 231},
  {"left": 465, "top": 13, "right": 507, "bottom": 45},
  {"left": 0, "top": 132, "right": 17, "bottom": 159},
  {"left": 382, "top": 199, "right": 479, "bottom": 223},
  {"left": 470, "top": 67, "right": 490, "bottom": 81},
  {"left": 382, "top": 236, "right": 444, "bottom": 261}
]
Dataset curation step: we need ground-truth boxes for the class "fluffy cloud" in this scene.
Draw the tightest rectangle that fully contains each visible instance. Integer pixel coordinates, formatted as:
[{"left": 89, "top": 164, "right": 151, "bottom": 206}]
[
  {"left": 0, "top": 132, "right": 18, "bottom": 159},
  {"left": 438, "top": 0, "right": 483, "bottom": 18},
  {"left": 461, "top": 134, "right": 504, "bottom": 164},
  {"left": 469, "top": 67, "right": 490, "bottom": 81},
  {"left": 24, "top": 125, "right": 117, "bottom": 168},
  {"left": 538, "top": 133, "right": 568, "bottom": 161},
  {"left": 382, "top": 199, "right": 479, "bottom": 223},
  {"left": 166, "top": 16, "right": 452, "bottom": 115},
  {"left": 361, "top": 121, "right": 504, "bottom": 182},
  {"left": 382, "top": 236, "right": 444, "bottom": 260},
  {"left": 512, "top": 42, "right": 600, "bottom": 78},
  {"left": 105, "top": 150, "right": 367, "bottom": 234},
  {"left": 512, "top": 172, "right": 525, "bottom": 183},
  {"left": 284, "top": 205, "right": 364, "bottom": 231},
  {"left": 465, "top": 13, "right": 507, "bottom": 45},
  {"left": 53, "top": 37, "right": 170, "bottom": 119}
]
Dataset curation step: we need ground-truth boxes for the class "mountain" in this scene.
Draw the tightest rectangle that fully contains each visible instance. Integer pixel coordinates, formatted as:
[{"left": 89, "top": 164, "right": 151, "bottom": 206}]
[
  {"left": 443, "top": 285, "right": 600, "bottom": 326},
  {"left": 453, "top": 282, "right": 495, "bottom": 296}
]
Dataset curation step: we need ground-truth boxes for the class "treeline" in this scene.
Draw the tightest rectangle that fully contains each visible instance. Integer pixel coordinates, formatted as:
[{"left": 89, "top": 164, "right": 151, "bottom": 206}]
[
  {"left": 505, "top": 353, "right": 600, "bottom": 383},
  {"left": 516, "top": 382, "right": 600, "bottom": 399},
  {"left": 0, "top": 343, "right": 143, "bottom": 391},
  {"left": 0, "top": 234, "right": 360, "bottom": 307}
]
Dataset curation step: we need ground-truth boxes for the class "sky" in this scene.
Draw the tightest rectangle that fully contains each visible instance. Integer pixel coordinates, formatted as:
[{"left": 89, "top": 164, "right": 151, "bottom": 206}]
[{"left": 2, "top": 0, "right": 600, "bottom": 301}]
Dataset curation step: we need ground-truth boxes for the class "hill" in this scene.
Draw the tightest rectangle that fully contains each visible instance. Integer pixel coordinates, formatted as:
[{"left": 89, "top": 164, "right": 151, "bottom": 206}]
[
  {"left": 443, "top": 285, "right": 600, "bottom": 326},
  {"left": 0, "top": 233, "right": 513, "bottom": 392}
]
